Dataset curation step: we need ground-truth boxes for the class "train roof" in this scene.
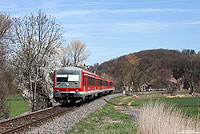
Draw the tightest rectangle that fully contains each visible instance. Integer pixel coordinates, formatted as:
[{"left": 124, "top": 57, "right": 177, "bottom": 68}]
[{"left": 56, "top": 67, "right": 82, "bottom": 72}]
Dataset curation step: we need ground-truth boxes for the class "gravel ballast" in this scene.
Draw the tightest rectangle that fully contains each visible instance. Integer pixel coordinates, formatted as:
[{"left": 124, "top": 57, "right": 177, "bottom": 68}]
[{"left": 26, "top": 93, "right": 123, "bottom": 134}]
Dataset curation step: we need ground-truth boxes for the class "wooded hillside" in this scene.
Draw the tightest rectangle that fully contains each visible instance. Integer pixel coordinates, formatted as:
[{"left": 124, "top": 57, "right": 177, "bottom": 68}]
[{"left": 90, "top": 49, "right": 200, "bottom": 92}]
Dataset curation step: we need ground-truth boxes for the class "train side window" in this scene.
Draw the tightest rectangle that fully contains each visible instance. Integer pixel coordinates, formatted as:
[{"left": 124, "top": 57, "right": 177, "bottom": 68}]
[
  {"left": 83, "top": 75, "right": 86, "bottom": 86},
  {"left": 88, "top": 77, "right": 95, "bottom": 86},
  {"left": 91, "top": 77, "right": 93, "bottom": 86},
  {"left": 104, "top": 81, "right": 106, "bottom": 86},
  {"left": 88, "top": 77, "right": 91, "bottom": 86},
  {"left": 89, "top": 77, "right": 91, "bottom": 86},
  {"left": 90, "top": 77, "right": 92, "bottom": 86},
  {"left": 98, "top": 79, "right": 102, "bottom": 86},
  {"left": 93, "top": 78, "right": 95, "bottom": 86},
  {"left": 109, "top": 82, "right": 112, "bottom": 86}
]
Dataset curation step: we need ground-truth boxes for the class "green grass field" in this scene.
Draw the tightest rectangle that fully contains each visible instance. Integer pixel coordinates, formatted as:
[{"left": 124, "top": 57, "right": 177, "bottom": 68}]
[
  {"left": 160, "top": 97, "right": 200, "bottom": 118},
  {"left": 8, "top": 94, "right": 30, "bottom": 118},
  {"left": 68, "top": 96, "right": 138, "bottom": 134},
  {"left": 131, "top": 97, "right": 200, "bottom": 117},
  {"left": 123, "top": 91, "right": 200, "bottom": 118}
]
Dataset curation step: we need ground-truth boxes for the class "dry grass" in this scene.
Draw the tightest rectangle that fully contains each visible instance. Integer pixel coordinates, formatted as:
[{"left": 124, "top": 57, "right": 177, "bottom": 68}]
[{"left": 139, "top": 102, "right": 200, "bottom": 134}]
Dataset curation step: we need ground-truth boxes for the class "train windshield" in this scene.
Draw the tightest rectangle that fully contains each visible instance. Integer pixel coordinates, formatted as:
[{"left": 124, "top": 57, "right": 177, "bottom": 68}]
[
  {"left": 55, "top": 70, "right": 81, "bottom": 87},
  {"left": 56, "top": 74, "right": 79, "bottom": 82}
]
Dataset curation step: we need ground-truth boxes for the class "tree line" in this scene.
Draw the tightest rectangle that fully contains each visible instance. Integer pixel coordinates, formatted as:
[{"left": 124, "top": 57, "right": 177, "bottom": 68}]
[
  {"left": 91, "top": 49, "right": 200, "bottom": 94},
  {"left": 0, "top": 10, "right": 90, "bottom": 119}
]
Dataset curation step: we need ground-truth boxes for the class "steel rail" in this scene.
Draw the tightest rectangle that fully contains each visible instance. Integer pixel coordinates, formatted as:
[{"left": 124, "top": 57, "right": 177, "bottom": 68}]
[
  {"left": 0, "top": 106, "right": 73, "bottom": 134},
  {"left": 0, "top": 106, "right": 58, "bottom": 126}
]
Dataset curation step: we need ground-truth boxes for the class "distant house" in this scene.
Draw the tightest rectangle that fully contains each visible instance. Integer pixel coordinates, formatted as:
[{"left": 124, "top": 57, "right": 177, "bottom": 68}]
[
  {"left": 169, "top": 76, "right": 184, "bottom": 90},
  {"left": 122, "top": 86, "right": 130, "bottom": 91},
  {"left": 140, "top": 82, "right": 152, "bottom": 91},
  {"left": 170, "top": 76, "right": 178, "bottom": 84}
]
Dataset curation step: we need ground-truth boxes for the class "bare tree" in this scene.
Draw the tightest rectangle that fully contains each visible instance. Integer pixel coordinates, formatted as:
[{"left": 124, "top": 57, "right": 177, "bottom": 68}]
[
  {"left": 0, "top": 12, "right": 12, "bottom": 119},
  {"left": 66, "top": 40, "right": 90, "bottom": 67},
  {"left": 167, "top": 83, "right": 177, "bottom": 96},
  {"left": 182, "top": 49, "right": 196, "bottom": 56},
  {"left": 58, "top": 46, "right": 71, "bottom": 67},
  {"left": 0, "top": 13, "right": 12, "bottom": 45},
  {"left": 0, "top": 45, "right": 10, "bottom": 119},
  {"left": 11, "top": 10, "right": 64, "bottom": 111}
]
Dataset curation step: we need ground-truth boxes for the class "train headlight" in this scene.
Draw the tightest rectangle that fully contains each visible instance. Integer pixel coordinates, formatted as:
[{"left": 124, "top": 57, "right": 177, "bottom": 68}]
[
  {"left": 56, "top": 89, "right": 59, "bottom": 92},
  {"left": 75, "top": 89, "right": 79, "bottom": 93}
]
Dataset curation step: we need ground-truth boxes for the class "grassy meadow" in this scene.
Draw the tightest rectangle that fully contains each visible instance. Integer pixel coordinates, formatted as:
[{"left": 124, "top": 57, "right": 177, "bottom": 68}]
[{"left": 8, "top": 94, "right": 30, "bottom": 118}]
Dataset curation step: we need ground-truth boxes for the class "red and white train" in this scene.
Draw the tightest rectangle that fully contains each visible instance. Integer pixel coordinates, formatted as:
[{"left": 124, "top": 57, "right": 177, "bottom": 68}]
[{"left": 53, "top": 67, "right": 114, "bottom": 104}]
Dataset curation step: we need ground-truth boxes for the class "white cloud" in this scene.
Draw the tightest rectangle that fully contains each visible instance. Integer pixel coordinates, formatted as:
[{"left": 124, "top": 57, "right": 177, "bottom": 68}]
[
  {"left": 2, "top": 0, "right": 191, "bottom": 11},
  {"left": 114, "top": 22, "right": 169, "bottom": 30},
  {"left": 64, "top": 20, "right": 200, "bottom": 34},
  {"left": 182, "top": 21, "right": 200, "bottom": 25},
  {"left": 53, "top": 10, "right": 106, "bottom": 16},
  {"left": 64, "top": 32, "right": 86, "bottom": 38},
  {"left": 64, "top": 22, "right": 169, "bottom": 33},
  {"left": 64, "top": 24, "right": 109, "bottom": 28},
  {"left": 0, "top": 2, "right": 140, "bottom": 11},
  {"left": 109, "top": 8, "right": 185, "bottom": 13},
  {"left": 50, "top": 8, "right": 187, "bottom": 18}
]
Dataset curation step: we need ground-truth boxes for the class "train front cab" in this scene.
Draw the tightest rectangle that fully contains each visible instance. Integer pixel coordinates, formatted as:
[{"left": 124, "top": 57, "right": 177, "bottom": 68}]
[{"left": 53, "top": 67, "right": 84, "bottom": 104}]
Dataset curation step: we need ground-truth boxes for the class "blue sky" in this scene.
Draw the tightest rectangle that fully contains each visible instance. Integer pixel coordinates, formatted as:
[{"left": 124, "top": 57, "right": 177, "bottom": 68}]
[{"left": 1, "top": 0, "right": 200, "bottom": 65}]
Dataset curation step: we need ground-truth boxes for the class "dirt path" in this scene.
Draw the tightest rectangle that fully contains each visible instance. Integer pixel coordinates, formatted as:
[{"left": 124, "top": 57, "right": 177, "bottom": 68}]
[
  {"left": 114, "top": 96, "right": 140, "bottom": 120},
  {"left": 115, "top": 105, "right": 140, "bottom": 120}
]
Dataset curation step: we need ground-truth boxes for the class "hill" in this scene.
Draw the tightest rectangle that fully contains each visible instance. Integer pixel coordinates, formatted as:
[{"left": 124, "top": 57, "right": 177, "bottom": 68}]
[{"left": 90, "top": 49, "right": 200, "bottom": 92}]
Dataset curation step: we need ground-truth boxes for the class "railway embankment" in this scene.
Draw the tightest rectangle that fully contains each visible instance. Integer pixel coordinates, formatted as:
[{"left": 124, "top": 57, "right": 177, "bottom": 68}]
[{"left": 26, "top": 93, "right": 124, "bottom": 134}]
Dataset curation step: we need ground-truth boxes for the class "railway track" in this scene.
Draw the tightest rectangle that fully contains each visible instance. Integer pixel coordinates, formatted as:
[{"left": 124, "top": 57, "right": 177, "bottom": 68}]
[
  {"left": 0, "top": 93, "right": 118, "bottom": 134},
  {"left": 0, "top": 106, "right": 74, "bottom": 134}
]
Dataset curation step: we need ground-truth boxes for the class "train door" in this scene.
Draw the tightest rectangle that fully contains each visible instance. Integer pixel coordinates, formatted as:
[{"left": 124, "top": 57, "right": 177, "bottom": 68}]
[
  {"left": 95, "top": 78, "right": 97, "bottom": 90},
  {"left": 103, "top": 80, "right": 105, "bottom": 90},
  {"left": 83, "top": 74, "right": 86, "bottom": 92},
  {"left": 87, "top": 76, "right": 89, "bottom": 92},
  {"left": 85, "top": 75, "right": 88, "bottom": 92}
]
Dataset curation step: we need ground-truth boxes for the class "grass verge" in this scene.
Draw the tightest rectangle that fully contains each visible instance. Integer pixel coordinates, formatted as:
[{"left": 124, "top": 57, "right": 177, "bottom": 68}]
[
  {"left": 68, "top": 96, "right": 138, "bottom": 134},
  {"left": 8, "top": 94, "right": 30, "bottom": 118}
]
